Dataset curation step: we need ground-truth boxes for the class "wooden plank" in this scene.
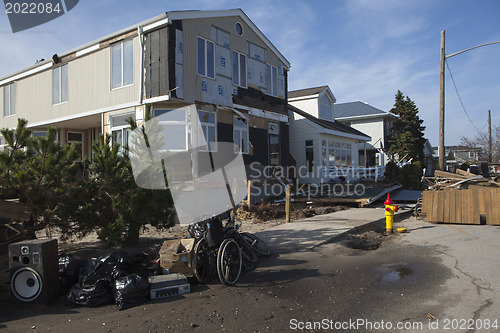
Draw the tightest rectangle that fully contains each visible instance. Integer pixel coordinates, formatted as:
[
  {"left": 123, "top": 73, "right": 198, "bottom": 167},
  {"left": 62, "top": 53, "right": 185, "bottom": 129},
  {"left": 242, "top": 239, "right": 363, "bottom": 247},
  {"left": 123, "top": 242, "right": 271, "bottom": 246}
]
[
  {"left": 478, "top": 188, "right": 488, "bottom": 224},
  {"left": 466, "top": 190, "right": 475, "bottom": 224},
  {"left": 439, "top": 191, "right": 446, "bottom": 223},
  {"left": 430, "top": 191, "right": 438, "bottom": 222},
  {"left": 456, "top": 168, "right": 478, "bottom": 178},
  {"left": 448, "top": 190, "right": 456, "bottom": 223},
  {"left": 443, "top": 190, "right": 451, "bottom": 223},
  {"left": 455, "top": 190, "right": 462, "bottom": 223},
  {"left": 434, "top": 170, "right": 468, "bottom": 179},
  {"left": 0, "top": 201, "right": 32, "bottom": 221},
  {"left": 471, "top": 189, "right": 481, "bottom": 224},
  {"left": 488, "top": 189, "right": 500, "bottom": 225},
  {"left": 422, "top": 191, "right": 430, "bottom": 216}
]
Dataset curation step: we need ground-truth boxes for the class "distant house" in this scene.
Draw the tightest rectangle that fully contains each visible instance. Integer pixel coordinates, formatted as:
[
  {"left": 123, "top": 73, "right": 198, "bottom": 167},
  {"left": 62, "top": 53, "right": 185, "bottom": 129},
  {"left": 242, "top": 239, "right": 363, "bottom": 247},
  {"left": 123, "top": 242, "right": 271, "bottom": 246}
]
[
  {"left": 288, "top": 87, "right": 371, "bottom": 185},
  {"left": 334, "top": 101, "right": 397, "bottom": 167},
  {"left": 432, "top": 145, "right": 482, "bottom": 168}
]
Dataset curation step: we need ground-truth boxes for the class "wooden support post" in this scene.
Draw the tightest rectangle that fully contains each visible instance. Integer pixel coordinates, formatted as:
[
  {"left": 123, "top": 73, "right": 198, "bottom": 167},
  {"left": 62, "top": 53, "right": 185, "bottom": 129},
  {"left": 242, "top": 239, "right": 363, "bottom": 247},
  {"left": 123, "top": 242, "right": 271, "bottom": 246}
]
[
  {"left": 247, "top": 180, "right": 252, "bottom": 206},
  {"left": 285, "top": 185, "right": 291, "bottom": 222}
]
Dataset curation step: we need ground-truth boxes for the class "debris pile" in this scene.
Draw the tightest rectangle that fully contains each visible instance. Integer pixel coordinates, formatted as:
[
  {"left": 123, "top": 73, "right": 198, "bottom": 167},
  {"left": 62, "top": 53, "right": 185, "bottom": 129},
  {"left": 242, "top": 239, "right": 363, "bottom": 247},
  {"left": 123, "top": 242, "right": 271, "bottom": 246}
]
[
  {"left": 424, "top": 169, "right": 500, "bottom": 190},
  {"left": 422, "top": 170, "right": 500, "bottom": 225}
]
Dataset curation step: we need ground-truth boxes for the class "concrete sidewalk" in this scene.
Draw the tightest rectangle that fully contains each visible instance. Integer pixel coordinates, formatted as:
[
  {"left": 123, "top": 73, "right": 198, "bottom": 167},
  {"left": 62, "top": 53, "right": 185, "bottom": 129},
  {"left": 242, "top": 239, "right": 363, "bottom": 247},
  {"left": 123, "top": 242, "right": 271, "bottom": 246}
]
[{"left": 253, "top": 206, "right": 412, "bottom": 253}]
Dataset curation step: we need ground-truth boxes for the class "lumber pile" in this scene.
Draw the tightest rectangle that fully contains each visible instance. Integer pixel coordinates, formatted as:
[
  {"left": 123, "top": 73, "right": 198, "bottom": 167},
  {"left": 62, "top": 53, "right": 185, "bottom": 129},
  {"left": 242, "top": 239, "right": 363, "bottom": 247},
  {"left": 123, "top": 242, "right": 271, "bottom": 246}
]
[
  {"left": 422, "top": 170, "right": 500, "bottom": 225},
  {"left": 424, "top": 170, "right": 500, "bottom": 190}
]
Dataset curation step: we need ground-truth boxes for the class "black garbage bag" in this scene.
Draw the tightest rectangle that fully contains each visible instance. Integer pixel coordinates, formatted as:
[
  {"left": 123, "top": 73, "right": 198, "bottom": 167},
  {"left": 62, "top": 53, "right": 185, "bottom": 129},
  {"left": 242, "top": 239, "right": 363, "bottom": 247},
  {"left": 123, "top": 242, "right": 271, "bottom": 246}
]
[
  {"left": 67, "top": 280, "right": 114, "bottom": 307},
  {"left": 60, "top": 258, "right": 87, "bottom": 294},
  {"left": 67, "top": 250, "right": 159, "bottom": 308},
  {"left": 66, "top": 256, "right": 115, "bottom": 307},
  {"left": 113, "top": 273, "right": 150, "bottom": 311},
  {"left": 58, "top": 253, "right": 74, "bottom": 273}
]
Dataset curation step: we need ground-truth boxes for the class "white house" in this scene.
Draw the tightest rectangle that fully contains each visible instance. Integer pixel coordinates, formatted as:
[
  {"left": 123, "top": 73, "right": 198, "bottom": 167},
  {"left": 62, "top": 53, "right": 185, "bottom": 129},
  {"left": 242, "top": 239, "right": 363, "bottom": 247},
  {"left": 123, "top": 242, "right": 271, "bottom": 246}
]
[
  {"left": 334, "top": 101, "right": 397, "bottom": 167},
  {"left": 288, "top": 87, "right": 371, "bottom": 185}
]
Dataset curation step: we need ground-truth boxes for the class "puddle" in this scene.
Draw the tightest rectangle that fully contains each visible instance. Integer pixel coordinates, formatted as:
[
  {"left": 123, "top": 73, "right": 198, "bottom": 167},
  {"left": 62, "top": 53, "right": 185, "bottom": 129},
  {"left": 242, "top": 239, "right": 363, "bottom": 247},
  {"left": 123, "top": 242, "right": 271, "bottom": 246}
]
[{"left": 381, "top": 266, "right": 413, "bottom": 282}]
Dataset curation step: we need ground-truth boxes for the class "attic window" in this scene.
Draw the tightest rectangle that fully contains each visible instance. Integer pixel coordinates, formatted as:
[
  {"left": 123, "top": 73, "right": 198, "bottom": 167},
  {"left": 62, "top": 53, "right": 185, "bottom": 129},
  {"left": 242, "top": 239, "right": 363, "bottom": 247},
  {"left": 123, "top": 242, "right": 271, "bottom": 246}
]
[{"left": 235, "top": 22, "right": 244, "bottom": 36}]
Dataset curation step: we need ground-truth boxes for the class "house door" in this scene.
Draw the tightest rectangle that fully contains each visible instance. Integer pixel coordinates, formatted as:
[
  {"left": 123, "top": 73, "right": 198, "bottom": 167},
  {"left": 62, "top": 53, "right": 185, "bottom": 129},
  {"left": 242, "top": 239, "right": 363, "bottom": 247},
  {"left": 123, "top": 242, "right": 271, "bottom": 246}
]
[
  {"left": 67, "top": 131, "right": 84, "bottom": 161},
  {"left": 268, "top": 122, "right": 280, "bottom": 167}
]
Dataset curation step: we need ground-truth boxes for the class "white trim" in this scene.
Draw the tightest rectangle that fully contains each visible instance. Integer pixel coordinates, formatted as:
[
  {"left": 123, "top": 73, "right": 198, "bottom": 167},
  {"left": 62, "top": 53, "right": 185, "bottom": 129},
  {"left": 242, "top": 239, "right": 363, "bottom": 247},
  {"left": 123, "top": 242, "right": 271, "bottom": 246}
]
[
  {"left": 197, "top": 36, "right": 216, "bottom": 80},
  {"left": 27, "top": 101, "right": 140, "bottom": 128},
  {"left": 335, "top": 113, "right": 396, "bottom": 121},
  {"left": 143, "top": 17, "right": 170, "bottom": 32},
  {"left": 143, "top": 94, "right": 171, "bottom": 104},
  {"left": 299, "top": 118, "right": 370, "bottom": 141},
  {"left": 234, "top": 104, "right": 288, "bottom": 122},
  {"left": 76, "top": 44, "right": 100, "bottom": 58},
  {"left": 288, "top": 94, "right": 321, "bottom": 102},
  {"left": 0, "top": 62, "right": 52, "bottom": 87},
  {"left": 233, "top": 115, "right": 249, "bottom": 154},
  {"left": 232, "top": 50, "right": 247, "bottom": 88}
]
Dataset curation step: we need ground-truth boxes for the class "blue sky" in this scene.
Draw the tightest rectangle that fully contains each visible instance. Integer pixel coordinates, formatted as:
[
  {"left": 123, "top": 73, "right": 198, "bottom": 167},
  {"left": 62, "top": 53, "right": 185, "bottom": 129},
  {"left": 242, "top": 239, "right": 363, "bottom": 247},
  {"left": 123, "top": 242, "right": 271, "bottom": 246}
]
[{"left": 1, "top": 0, "right": 499, "bottom": 146}]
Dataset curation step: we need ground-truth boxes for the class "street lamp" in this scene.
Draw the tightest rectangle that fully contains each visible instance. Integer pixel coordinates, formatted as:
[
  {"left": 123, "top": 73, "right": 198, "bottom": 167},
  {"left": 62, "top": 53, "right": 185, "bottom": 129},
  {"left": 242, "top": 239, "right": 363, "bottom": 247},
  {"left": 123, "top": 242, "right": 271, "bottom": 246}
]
[{"left": 438, "top": 30, "right": 500, "bottom": 170}]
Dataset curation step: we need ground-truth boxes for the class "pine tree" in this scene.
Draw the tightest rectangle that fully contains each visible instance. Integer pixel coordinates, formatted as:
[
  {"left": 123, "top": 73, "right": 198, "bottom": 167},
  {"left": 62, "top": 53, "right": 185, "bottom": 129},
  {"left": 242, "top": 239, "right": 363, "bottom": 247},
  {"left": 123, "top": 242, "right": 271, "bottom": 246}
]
[{"left": 388, "top": 90, "right": 426, "bottom": 164}]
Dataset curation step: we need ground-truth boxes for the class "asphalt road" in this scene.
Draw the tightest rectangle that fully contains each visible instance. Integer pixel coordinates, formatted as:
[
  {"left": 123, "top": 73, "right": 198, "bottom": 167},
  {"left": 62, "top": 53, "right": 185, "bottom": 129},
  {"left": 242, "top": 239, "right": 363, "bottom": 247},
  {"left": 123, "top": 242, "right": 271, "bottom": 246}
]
[{"left": 1, "top": 216, "right": 499, "bottom": 333}]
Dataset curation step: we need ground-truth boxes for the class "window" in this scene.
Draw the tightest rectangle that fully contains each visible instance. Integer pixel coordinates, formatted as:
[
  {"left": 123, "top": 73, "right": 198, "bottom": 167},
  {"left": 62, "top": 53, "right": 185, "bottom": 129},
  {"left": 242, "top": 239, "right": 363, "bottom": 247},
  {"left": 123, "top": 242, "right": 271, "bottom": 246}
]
[
  {"left": 268, "top": 122, "right": 280, "bottom": 166},
  {"left": 198, "top": 110, "right": 217, "bottom": 152},
  {"left": 0, "top": 135, "right": 5, "bottom": 151},
  {"left": 305, "top": 140, "right": 314, "bottom": 173},
  {"left": 323, "top": 139, "right": 352, "bottom": 169},
  {"left": 469, "top": 151, "right": 475, "bottom": 158},
  {"left": 266, "top": 64, "right": 278, "bottom": 97},
  {"left": 197, "top": 37, "right": 215, "bottom": 79},
  {"left": 232, "top": 50, "right": 247, "bottom": 88},
  {"left": 235, "top": 22, "right": 244, "bottom": 36},
  {"left": 3, "top": 83, "right": 15, "bottom": 117},
  {"left": 233, "top": 116, "right": 249, "bottom": 154},
  {"left": 67, "top": 131, "right": 84, "bottom": 160},
  {"left": 111, "top": 113, "right": 135, "bottom": 154},
  {"left": 154, "top": 109, "right": 188, "bottom": 151},
  {"left": 111, "top": 39, "right": 134, "bottom": 89},
  {"left": 53, "top": 64, "right": 68, "bottom": 105}
]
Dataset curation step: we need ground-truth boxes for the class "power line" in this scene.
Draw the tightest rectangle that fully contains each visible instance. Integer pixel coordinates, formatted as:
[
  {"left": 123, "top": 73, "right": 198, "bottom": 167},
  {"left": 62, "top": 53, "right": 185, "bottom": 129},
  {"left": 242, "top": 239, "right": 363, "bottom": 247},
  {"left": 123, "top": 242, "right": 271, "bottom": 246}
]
[{"left": 445, "top": 59, "right": 488, "bottom": 131}]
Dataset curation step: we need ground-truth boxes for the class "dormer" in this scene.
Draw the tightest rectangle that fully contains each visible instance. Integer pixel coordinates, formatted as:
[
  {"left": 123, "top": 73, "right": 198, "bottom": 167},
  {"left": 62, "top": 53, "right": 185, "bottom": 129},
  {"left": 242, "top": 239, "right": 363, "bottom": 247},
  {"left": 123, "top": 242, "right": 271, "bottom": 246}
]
[{"left": 288, "top": 86, "right": 336, "bottom": 122}]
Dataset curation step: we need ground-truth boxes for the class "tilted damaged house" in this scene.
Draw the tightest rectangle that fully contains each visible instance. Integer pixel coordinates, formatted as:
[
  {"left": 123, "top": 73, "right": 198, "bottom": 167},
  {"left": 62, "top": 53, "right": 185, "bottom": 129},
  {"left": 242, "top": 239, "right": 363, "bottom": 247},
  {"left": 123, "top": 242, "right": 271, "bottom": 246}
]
[
  {"left": 334, "top": 101, "right": 397, "bottom": 167},
  {"left": 288, "top": 86, "right": 372, "bottom": 185},
  {"left": 0, "top": 9, "right": 291, "bottom": 181}
]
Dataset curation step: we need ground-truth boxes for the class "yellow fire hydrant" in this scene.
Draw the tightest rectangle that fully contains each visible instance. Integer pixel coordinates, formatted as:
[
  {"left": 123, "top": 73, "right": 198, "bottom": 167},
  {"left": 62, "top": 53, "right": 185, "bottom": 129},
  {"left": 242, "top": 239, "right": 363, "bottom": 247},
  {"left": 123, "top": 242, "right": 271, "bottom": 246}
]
[{"left": 384, "top": 194, "right": 398, "bottom": 233}]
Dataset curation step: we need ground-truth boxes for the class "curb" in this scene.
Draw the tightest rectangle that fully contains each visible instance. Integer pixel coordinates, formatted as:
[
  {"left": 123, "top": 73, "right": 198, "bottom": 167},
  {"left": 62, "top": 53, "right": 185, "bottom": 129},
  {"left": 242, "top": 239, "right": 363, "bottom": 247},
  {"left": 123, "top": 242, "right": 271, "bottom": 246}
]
[{"left": 313, "top": 209, "right": 414, "bottom": 249}]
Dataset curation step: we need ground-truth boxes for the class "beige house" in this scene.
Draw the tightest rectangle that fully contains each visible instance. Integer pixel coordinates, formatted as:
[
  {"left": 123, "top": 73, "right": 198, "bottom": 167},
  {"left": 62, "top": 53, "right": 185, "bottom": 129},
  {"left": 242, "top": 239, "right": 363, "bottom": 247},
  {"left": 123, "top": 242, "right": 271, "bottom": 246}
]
[{"left": 0, "top": 9, "right": 291, "bottom": 173}]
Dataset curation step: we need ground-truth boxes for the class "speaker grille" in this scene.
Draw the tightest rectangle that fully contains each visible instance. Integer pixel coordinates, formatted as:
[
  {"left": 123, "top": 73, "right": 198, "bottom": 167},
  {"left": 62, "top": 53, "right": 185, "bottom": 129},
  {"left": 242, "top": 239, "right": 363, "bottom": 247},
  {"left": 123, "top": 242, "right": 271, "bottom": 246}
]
[{"left": 11, "top": 267, "right": 43, "bottom": 302}]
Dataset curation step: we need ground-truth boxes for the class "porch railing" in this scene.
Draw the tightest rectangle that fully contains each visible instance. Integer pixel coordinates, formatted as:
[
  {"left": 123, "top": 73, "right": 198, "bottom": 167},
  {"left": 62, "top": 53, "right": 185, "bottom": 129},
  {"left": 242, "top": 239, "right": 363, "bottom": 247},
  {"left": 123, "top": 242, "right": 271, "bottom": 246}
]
[{"left": 320, "top": 166, "right": 386, "bottom": 183}]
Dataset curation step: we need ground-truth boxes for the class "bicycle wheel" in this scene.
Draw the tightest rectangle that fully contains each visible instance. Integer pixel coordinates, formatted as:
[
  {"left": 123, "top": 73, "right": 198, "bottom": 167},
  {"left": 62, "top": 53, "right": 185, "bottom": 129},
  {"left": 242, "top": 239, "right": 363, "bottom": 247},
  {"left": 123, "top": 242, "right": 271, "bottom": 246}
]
[
  {"left": 217, "top": 239, "right": 242, "bottom": 286},
  {"left": 240, "top": 232, "right": 271, "bottom": 257},
  {"left": 239, "top": 237, "right": 257, "bottom": 263},
  {"left": 192, "top": 238, "right": 215, "bottom": 283}
]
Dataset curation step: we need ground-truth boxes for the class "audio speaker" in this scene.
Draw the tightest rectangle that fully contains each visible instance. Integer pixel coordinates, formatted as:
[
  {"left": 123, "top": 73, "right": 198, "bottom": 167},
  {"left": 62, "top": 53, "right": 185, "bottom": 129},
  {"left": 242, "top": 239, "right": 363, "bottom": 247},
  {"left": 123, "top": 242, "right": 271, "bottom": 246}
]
[{"left": 9, "top": 239, "right": 59, "bottom": 304}]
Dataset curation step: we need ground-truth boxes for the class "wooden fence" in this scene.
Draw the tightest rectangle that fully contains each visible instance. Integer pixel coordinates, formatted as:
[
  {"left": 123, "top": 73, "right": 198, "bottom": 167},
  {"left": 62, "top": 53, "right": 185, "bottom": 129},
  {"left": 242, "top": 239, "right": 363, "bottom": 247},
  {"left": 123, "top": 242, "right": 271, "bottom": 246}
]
[{"left": 422, "top": 188, "right": 500, "bottom": 225}]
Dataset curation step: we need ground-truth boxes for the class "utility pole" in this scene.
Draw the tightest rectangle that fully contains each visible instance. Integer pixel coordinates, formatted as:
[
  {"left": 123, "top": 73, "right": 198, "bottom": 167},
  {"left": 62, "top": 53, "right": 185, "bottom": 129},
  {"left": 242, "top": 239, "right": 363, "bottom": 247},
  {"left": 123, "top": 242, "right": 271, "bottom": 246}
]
[
  {"left": 438, "top": 32, "right": 500, "bottom": 171},
  {"left": 439, "top": 30, "right": 446, "bottom": 170},
  {"left": 488, "top": 110, "right": 492, "bottom": 163}
]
